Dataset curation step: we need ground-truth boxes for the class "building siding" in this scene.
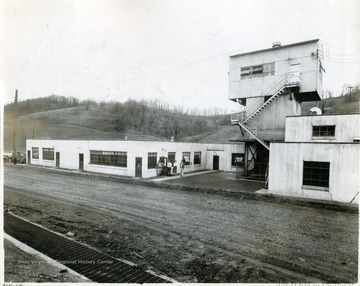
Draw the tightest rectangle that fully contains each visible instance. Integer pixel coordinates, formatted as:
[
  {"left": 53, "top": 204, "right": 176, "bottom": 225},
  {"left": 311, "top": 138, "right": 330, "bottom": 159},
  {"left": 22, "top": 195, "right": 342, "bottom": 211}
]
[
  {"left": 229, "top": 40, "right": 322, "bottom": 100},
  {"left": 285, "top": 114, "right": 360, "bottom": 143},
  {"left": 26, "top": 140, "right": 244, "bottom": 178},
  {"left": 269, "top": 143, "right": 360, "bottom": 203}
]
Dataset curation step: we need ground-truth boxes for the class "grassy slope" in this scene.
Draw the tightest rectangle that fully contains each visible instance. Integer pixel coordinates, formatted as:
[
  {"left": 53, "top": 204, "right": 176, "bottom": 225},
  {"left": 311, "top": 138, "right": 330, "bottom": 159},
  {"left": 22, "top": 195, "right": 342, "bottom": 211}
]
[
  {"left": 185, "top": 92, "right": 360, "bottom": 144},
  {"left": 180, "top": 125, "right": 239, "bottom": 144},
  {"left": 3, "top": 105, "right": 166, "bottom": 152},
  {"left": 5, "top": 92, "right": 359, "bottom": 152},
  {"left": 301, "top": 91, "right": 360, "bottom": 115}
]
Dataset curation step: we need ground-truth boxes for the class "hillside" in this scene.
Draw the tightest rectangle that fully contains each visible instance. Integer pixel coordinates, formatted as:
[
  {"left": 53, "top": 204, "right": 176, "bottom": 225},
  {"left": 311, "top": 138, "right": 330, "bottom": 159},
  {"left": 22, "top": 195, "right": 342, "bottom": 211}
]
[
  {"left": 4, "top": 92, "right": 359, "bottom": 152},
  {"left": 3, "top": 97, "right": 230, "bottom": 152},
  {"left": 184, "top": 91, "right": 360, "bottom": 144},
  {"left": 301, "top": 91, "right": 360, "bottom": 115}
]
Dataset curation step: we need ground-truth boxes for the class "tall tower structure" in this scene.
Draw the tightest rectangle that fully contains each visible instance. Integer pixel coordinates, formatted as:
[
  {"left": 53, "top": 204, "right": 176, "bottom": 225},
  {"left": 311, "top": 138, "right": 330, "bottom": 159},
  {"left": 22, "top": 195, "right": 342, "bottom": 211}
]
[{"left": 228, "top": 39, "right": 324, "bottom": 182}]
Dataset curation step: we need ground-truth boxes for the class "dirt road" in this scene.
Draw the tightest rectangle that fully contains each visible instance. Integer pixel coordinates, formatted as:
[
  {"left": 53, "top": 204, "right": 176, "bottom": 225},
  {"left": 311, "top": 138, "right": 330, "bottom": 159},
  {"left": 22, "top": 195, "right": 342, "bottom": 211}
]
[{"left": 3, "top": 165, "right": 358, "bottom": 283}]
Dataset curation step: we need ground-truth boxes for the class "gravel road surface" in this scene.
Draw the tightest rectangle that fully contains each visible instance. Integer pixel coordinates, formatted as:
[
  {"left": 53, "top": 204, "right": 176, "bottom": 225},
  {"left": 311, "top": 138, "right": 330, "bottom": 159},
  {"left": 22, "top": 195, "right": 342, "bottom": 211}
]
[{"left": 3, "top": 165, "right": 358, "bottom": 283}]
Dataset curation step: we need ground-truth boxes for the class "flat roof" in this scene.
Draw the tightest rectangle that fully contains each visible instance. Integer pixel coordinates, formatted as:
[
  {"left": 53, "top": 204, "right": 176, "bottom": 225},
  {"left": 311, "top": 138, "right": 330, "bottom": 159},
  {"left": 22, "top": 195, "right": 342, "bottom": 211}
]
[
  {"left": 26, "top": 138, "right": 240, "bottom": 145},
  {"left": 273, "top": 142, "right": 359, "bottom": 145},
  {"left": 286, "top": 113, "right": 360, "bottom": 118},
  {"left": 230, "top": 39, "right": 319, "bottom": 58}
]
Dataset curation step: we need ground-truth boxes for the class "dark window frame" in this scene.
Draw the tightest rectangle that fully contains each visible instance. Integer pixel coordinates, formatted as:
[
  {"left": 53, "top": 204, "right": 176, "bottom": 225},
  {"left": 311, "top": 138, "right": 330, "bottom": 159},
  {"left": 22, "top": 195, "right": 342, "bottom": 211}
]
[
  {"left": 303, "top": 161, "right": 330, "bottom": 188},
  {"left": 168, "top": 152, "right": 176, "bottom": 164},
  {"left": 90, "top": 150, "right": 127, "bottom": 167},
  {"left": 240, "top": 62, "right": 275, "bottom": 80},
  {"left": 42, "top": 148, "right": 54, "bottom": 161},
  {"left": 148, "top": 152, "right": 157, "bottom": 169},
  {"left": 32, "top": 147, "right": 39, "bottom": 159},
  {"left": 182, "top": 152, "right": 191, "bottom": 166},
  {"left": 312, "top": 125, "right": 335, "bottom": 137},
  {"left": 231, "top": 153, "right": 244, "bottom": 167},
  {"left": 194, "top": 152, "right": 201, "bottom": 165}
]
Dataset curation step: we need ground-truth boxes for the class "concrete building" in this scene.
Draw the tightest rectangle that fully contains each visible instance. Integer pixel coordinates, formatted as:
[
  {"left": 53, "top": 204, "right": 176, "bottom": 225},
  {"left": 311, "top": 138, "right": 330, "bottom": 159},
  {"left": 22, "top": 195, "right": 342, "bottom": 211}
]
[
  {"left": 229, "top": 39, "right": 324, "bottom": 180},
  {"left": 268, "top": 114, "right": 360, "bottom": 203},
  {"left": 26, "top": 139, "right": 243, "bottom": 178}
]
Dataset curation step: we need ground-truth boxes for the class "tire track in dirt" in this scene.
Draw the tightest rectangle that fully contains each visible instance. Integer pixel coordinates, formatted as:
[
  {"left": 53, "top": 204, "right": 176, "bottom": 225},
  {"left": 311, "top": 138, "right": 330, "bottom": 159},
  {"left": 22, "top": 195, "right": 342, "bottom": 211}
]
[{"left": 4, "top": 166, "right": 358, "bottom": 282}]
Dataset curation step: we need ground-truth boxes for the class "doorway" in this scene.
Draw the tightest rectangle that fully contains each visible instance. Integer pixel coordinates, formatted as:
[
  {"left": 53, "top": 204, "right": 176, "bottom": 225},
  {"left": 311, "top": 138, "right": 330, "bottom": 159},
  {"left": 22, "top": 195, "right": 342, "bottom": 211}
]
[
  {"left": 79, "top": 153, "right": 84, "bottom": 171},
  {"left": 289, "top": 63, "right": 302, "bottom": 84},
  {"left": 27, "top": 150, "right": 31, "bottom": 165},
  {"left": 56, "top": 152, "right": 60, "bottom": 168},
  {"left": 213, "top": 155, "right": 219, "bottom": 170},
  {"left": 135, "top": 157, "right": 142, "bottom": 177}
]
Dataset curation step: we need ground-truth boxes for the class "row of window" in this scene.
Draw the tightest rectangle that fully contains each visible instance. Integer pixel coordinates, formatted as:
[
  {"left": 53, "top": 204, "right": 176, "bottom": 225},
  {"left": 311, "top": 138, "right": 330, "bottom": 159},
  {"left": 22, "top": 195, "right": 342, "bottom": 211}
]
[
  {"left": 240, "top": 62, "right": 275, "bottom": 80},
  {"left": 32, "top": 148, "right": 203, "bottom": 169},
  {"left": 148, "top": 151, "right": 202, "bottom": 169},
  {"left": 90, "top": 150, "right": 127, "bottom": 167},
  {"left": 32, "top": 147, "right": 54, "bottom": 160},
  {"left": 30, "top": 148, "right": 330, "bottom": 188}
]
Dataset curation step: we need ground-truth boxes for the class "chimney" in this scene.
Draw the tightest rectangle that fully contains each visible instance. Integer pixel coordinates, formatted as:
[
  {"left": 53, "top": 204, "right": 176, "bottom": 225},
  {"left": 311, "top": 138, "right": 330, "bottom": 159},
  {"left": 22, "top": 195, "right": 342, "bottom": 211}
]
[{"left": 272, "top": 41, "right": 281, "bottom": 48}]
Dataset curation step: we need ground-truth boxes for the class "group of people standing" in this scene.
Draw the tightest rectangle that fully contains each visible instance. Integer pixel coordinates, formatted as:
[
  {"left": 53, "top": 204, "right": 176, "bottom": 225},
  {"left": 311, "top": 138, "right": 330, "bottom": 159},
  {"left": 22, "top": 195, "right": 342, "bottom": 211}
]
[{"left": 156, "top": 157, "right": 186, "bottom": 177}]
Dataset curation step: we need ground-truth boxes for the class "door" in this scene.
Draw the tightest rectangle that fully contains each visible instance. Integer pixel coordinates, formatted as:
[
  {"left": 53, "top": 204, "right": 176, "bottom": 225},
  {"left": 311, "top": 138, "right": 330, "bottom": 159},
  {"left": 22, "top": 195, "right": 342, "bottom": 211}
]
[
  {"left": 27, "top": 150, "right": 31, "bottom": 165},
  {"left": 288, "top": 64, "right": 302, "bottom": 85},
  {"left": 56, "top": 152, "right": 60, "bottom": 168},
  {"left": 213, "top": 155, "right": 219, "bottom": 170},
  {"left": 79, "top": 153, "right": 84, "bottom": 171},
  {"left": 135, "top": 157, "right": 142, "bottom": 177}
]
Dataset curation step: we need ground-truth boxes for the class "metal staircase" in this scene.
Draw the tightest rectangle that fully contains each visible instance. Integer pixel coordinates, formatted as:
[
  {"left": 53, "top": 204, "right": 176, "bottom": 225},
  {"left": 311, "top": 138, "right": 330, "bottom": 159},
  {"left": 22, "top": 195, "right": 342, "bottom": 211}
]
[
  {"left": 234, "top": 71, "right": 301, "bottom": 149},
  {"left": 236, "top": 121, "right": 270, "bottom": 150},
  {"left": 243, "top": 73, "right": 288, "bottom": 124},
  {"left": 232, "top": 71, "right": 301, "bottom": 184},
  {"left": 243, "top": 86, "right": 286, "bottom": 124}
]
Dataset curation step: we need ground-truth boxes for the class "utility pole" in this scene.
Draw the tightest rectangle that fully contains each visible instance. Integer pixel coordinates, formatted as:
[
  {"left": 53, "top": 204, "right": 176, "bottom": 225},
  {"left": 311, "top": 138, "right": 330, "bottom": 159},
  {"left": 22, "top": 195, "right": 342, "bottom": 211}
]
[
  {"left": 348, "top": 86, "right": 355, "bottom": 102},
  {"left": 12, "top": 89, "right": 18, "bottom": 164}
]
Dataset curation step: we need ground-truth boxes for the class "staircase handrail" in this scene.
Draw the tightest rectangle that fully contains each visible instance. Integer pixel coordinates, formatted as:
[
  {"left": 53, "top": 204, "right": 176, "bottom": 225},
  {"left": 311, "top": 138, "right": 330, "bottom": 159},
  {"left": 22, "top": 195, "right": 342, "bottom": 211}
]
[
  {"left": 239, "top": 73, "right": 288, "bottom": 120},
  {"left": 262, "top": 73, "right": 288, "bottom": 95},
  {"left": 237, "top": 122, "right": 270, "bottom": 150},
  {"left": 243, "top": 84, "right": 285, "bottom": 124},
  {"left": 241, "top": 73, "right": 289, "bottom": 123}
]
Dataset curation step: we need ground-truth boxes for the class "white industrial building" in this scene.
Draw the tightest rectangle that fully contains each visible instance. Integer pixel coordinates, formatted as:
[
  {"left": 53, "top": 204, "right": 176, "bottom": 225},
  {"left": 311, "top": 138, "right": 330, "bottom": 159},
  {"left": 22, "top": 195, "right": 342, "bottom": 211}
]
[
  {"left": 268, "top": 114, "right": 360, "bottom": 203},
  {"left": 26, "top": 139, "right": 243, "bottom": 178},
  {"left": 229, "top": 39, "right": 324, "bottom": 180},
  {"left": 228, "top": 39, "right": 359, "bottom": 204},
  {"left": 23, "top": 39, "right": 360, "bottom": 204}
]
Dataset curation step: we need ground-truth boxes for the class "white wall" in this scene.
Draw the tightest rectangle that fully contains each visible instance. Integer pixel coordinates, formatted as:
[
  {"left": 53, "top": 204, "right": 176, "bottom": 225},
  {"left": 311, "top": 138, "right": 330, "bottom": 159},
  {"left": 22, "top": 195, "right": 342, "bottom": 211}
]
[
  {"left": 285, "top": 114, "right": 360, "bottom": 143},
  {"left": 269, "top": 142, "right": 360, "bottom": 203},
  {"left": 26, "top": 140, "right": 243, "bottom": 178},
  {"left": 246, "top": 92, "right": 302, "bottom": 141},
  {"left": 229, "top": 40, "right": 321, "bottom": 100}
]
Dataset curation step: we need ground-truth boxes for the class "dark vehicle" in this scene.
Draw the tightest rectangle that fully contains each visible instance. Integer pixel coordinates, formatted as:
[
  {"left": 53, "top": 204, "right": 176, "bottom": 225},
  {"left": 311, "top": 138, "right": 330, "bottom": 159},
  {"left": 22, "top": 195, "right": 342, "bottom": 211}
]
[{"left": 3, "top": 152, "right": 26, "bottom": 164}]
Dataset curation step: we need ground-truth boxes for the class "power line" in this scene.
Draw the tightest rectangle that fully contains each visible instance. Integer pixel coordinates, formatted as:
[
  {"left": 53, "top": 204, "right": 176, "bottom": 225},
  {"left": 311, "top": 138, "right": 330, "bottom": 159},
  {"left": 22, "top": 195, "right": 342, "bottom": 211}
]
[{"left": 61, "top": 42, "right": 270, "bottom": 95}]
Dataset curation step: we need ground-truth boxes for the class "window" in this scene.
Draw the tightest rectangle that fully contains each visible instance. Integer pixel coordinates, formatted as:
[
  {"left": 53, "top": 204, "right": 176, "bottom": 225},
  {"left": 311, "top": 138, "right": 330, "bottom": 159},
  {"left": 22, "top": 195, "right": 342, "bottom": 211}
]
[
  {"left": 231, "top": 153, "right": 244, "bottom": 166},
  {"left": 262, "top": 62, "right": 275, "bottom": 77},
  {"left": 241, "top": 62, "right": 275, "bottom": 79},
  {"left": 32, "top": 147, "right": 39, "bottom": 159},
  {"left": 42, "top": 148, "right": 54, "bottom": 160},
  {"left": 312, "top": 125, "right": 335, "bottom": 137},
  {"left": 182, "top": 152, "right": 191, "bottom": 165},
  {"left": 168, "top": 152, "right": 176, "bottom": 164},
  {"left": 251, "top": 65, "right": 263, "bottom": 78},
  {"left": 303, "top": 161, "right": 330, "bottom": 188},
  {"left": 90, "top": 150, "right": 127, "bottom": 167},
  {"left": 194, "top": 152, "right": 201, "bottom": 165},
  {"left": 148, "top": 152, "right": 157, "bottom": 169}
]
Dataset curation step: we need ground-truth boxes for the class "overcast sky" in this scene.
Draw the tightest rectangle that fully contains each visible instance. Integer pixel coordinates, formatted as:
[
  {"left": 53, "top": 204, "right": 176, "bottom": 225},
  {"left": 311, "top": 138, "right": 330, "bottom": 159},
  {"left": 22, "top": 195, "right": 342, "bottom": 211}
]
[{"left": 1, "top": 0, "right": 359, "bottom": 111}]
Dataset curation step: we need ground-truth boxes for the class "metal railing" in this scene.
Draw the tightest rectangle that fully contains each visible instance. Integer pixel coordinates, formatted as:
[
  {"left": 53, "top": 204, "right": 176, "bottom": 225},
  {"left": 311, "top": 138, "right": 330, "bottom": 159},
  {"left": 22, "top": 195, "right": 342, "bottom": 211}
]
[{"left": 231, "top": 71, "right": 302, "bottom": 124}]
